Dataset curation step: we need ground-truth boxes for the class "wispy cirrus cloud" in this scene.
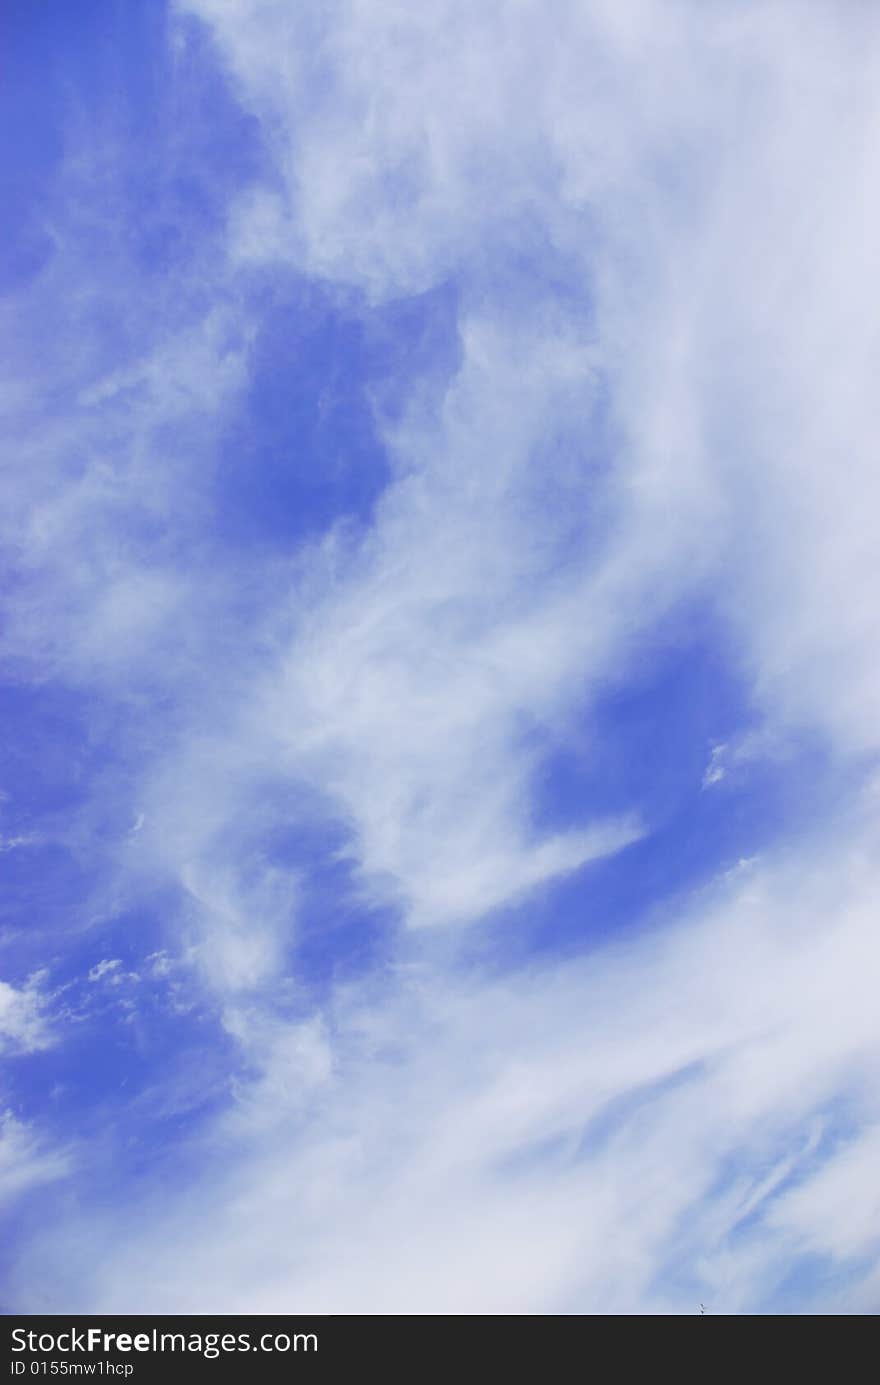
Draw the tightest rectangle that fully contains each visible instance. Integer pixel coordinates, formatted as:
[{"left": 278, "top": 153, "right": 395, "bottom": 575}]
[
  {"left": 0, "top": 977, "right": 53, "bottom": 1057},
  {"left": 2, "top": 0, "right": 879, "bottom": 1314},
  {"left": 10, "top": 805, "right": 880, "bottom": 1313}
]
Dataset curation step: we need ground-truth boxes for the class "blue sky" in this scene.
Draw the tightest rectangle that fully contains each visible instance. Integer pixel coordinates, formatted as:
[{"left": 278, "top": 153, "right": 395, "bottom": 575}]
[{"left": 2, "top": 0, "right": 880, "bottom": 1315}]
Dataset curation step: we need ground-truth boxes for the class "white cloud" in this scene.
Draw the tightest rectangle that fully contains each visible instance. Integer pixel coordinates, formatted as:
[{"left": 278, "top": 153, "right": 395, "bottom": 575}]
[
  {"left": 182, "top": 0, "right": 880, "bottom": 759},
  {"left": 158, "top": 0, "right": 880, "bottom": 1310},
  {"left": 9, "top": 810, "right": 880, "bottom": 1313},
  {"left": 87, "top": 959, "right": 123, "bottom": 983},
  {"left": 2, "top": 0, "right": 880, "bottom": 1315},
  {"left": 0, "top": 833, "right": 40, "bottom": 852},
  {"left": 702, "top": 743, "right": 727, "bottom": 788},
  {"left": 181, "top": 856, "right": 299, "bottom": 996},
  {"left": 767, "top": 1122, "right": 880, "bottom": 1264},
  {"left": 251, "top": 311, "right": 648, "bottom": 926},
  {"left": 0, "top": 1112, "right": 70, "bottom": 1204},
  {"left": 0, "top": 977, "right": 53, "bottom": 1056}
]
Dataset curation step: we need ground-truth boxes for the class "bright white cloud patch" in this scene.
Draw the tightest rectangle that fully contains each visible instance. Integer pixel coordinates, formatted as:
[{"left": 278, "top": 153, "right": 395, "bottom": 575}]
[
  {"left": 0, "top": 978, "right": 52, "bottom": 1056},
  {"left": 0, "top": 1112, "right": 70, "bottom": 1205}
]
